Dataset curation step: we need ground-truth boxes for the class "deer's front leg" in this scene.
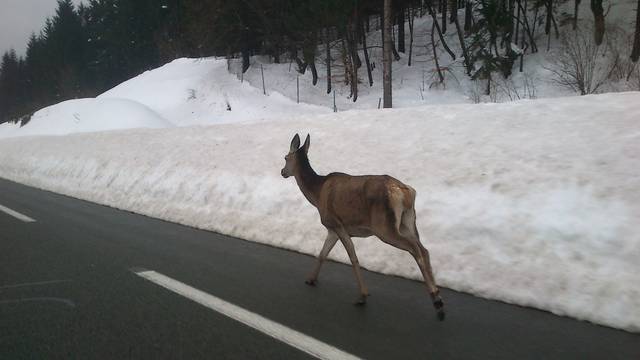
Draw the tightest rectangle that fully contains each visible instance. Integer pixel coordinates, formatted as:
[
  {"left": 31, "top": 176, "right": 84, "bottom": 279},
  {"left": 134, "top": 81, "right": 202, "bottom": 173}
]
[
  {"left": 306, "top": 230, "right": 339, "bottom": 286},
  {"left": 337, "top": 230, "right": 369, "bottom": 305}
]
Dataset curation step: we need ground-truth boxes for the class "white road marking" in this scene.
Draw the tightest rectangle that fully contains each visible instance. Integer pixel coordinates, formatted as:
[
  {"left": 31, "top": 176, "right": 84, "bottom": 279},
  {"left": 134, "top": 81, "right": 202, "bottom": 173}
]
[
  {"left": 134, "top": 269, "right": 361, "bottom": 360},
  {"left": 0, "top": 279, "right": 71, "bottom": 290},
  {"left": 0, "top": 297, "right": 75, "bottom": 308},
  {"left": 0, "top": 204, "right": 36, "bottom": 223}
]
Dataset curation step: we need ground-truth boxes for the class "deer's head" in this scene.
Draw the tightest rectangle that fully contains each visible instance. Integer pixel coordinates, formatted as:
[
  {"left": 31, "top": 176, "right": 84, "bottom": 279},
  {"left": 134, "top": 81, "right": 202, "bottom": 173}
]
[{"left": 281, "top": 133, "right": 310, "bottom": 178}]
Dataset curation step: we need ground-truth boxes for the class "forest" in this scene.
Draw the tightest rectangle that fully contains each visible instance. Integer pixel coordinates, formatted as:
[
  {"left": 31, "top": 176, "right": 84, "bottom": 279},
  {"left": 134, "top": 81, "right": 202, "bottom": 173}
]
[{"left": 1, "top": 0, "right": 639, "bottom": 124}]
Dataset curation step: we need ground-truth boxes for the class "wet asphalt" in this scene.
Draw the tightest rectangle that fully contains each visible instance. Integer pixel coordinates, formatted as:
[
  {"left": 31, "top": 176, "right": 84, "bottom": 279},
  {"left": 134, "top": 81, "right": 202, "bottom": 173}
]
[{"left": 0, "top": 177, "right": 638, "bottom": 359}]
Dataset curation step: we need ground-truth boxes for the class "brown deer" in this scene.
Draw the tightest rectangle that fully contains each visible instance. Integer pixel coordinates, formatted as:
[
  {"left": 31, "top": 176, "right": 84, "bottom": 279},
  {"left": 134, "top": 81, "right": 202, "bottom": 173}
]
[{"left": 281, "top": 134, "right": 445, "bottom": 320}]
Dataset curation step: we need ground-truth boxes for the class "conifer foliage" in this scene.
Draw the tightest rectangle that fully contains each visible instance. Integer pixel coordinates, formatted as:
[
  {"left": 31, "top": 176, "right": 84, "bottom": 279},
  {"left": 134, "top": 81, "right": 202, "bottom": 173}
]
[{"left": 0, "top": 0, "right": 637, "bottom": 123}]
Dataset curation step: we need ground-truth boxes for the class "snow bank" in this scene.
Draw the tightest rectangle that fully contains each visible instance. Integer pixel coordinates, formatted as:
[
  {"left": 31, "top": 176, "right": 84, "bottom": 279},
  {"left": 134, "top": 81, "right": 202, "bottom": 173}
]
[
  {"left": 99, "top": 57, "right": 330, "bottom": 126},
  {"left": 0, "top": 98, "right": 172, "bottom": 138},
  {"left": 1, "top": 92, "right": 639, "bottom": 332},
  {"left": 0, "top": 58, "right": 328, "bottom": 139}
]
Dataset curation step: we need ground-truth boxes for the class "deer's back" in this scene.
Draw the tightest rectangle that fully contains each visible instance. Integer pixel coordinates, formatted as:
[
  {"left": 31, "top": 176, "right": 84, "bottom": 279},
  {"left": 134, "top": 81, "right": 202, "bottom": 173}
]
[{"left": 317, "top": 173, "right": 415, "bottom": 233}]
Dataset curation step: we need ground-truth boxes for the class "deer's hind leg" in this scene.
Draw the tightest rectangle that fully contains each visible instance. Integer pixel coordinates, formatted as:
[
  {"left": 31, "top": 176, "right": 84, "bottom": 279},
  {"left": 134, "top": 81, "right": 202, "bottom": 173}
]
[
  {"left": 401, "top": 209, "right": 445, "bottom": 320},
  {"left": 306, "top": 230, "right": 339, "bottom": 286},
  {"left": 375, "top": 206, "right": 445, "bottom": 320},
  {"left": 335, "top": 228, "right": 369, "bottom": 305}
]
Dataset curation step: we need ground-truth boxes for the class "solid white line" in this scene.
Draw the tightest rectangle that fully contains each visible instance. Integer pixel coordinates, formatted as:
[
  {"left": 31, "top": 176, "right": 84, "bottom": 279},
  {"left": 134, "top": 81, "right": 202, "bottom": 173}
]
[
  {"left": 0, "top": 279, "right": 71, "bottom": 290},
  {"left": 0, "top": 204, "right": 35, "bottom": 223},
  {"left": 134, "top": 270, "right": 361, "bottom": 360},
  {"left": 0, "top": 297, "right": 76, "bottom": 308}
]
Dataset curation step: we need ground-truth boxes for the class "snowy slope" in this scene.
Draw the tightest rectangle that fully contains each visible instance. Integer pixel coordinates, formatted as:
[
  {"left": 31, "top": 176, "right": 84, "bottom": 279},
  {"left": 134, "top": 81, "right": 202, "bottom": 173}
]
[
  {"left": 0, "top": 98, "right": 172, "bottom": 138},
  {"left": 0, "top": 57, "right": 329, "bottom": 138},
  {"left": 0, "top": 92, "right": 638, "bottom": 332},
  {"left": 234, "top": 0, "right": 640, "bottom": 111},
  {"left": 99, "top": 57, "right": 331, "bottom": 126}
]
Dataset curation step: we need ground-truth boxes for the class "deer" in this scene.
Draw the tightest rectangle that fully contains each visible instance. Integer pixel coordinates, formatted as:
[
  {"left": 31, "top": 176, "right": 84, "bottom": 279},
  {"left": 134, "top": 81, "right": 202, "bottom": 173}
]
[{"left": 281, "top": 134, "right": 445, "bottom": 321}]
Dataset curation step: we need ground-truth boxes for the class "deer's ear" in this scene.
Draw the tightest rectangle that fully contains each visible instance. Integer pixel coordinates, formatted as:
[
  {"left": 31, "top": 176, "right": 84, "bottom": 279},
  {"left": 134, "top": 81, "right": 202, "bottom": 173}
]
[
  {"left": 290, "top": 134, "right": 301, "bottom": 153},
  {"left": 302, "top": 134, "right": 310, "bottom": 154}
]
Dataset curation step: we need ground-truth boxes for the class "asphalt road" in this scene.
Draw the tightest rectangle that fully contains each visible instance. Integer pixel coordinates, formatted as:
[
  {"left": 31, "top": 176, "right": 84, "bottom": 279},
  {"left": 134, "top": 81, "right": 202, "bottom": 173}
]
[{"left": 0, "top": 177, "right": 638, "bottom": 359}]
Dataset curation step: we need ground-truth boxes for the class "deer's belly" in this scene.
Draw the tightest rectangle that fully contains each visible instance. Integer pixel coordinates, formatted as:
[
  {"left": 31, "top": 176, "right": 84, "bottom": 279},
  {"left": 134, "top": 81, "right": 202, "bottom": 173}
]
[
  {"left": 345, "top": 226, "right": 374, "bottom": 238},
  {"left": 319, "top": 211, "right": 374, "bottom": 238}
]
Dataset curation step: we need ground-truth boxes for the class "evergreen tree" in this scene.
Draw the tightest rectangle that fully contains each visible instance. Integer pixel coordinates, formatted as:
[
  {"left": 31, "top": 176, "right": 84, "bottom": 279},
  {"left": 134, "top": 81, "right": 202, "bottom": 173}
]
[
  {"left": 47, "top": 0, "right": 86, "bottom": 99},
  {"left": 468, "top": 0, "right": 519, "bottom": 94},
  {"left": 632, "top": 0, "right": 640, "bottom": 62},
  {"left": 0, "top": 50, "right": 26, "bottom": 123}
]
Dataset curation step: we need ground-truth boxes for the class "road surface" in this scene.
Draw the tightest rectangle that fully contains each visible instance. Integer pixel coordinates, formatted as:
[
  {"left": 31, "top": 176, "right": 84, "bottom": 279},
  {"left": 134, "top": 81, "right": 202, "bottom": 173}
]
[{"left": 0, "top": 177, "right": 638, "bottom": 359}]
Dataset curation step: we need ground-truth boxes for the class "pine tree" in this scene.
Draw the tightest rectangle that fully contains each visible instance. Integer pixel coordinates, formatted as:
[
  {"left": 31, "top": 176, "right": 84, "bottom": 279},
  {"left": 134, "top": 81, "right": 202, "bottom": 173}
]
[
  {"left": 0, "top": 50, "right": 24, "bottom": 122},
  {"left": 631, "top": 0, "right": 640, "bottom": 62}
]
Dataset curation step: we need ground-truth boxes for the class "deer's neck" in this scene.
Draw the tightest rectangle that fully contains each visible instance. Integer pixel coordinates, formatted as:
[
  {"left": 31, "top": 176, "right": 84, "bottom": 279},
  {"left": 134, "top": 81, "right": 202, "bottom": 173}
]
[{"left": 294, "top": 154, "right": 324, "bottom": 208}]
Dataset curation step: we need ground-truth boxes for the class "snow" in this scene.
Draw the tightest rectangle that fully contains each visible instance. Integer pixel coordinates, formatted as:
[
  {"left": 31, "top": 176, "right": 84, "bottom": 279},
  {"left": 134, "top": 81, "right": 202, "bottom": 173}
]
[
  {"left": 99, "top": 57, "right": 330, "bottom": 126},
  {"left": 0, "top": 0, "right": 639, "bottom": 333},
  {"left": 231, "top": 1, "right": 640, "bottom": 110},
  {"left": 0, "top": 98, "right": 172, "bottom": 138},
  {"left": 0, "top": 92, "right": 639, "bottom": 332},
  {"left": 0, "top": 57, "right": 329, "bottom": 138}
]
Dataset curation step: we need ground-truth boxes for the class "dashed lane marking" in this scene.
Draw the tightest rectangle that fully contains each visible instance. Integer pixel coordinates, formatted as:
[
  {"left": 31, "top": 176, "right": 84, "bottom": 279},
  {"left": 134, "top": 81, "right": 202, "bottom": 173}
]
[
  {"left": 0, "top": 203, "right": 36, "bottom": 223},
  {"left": 133, "top": 268, "right": 361, "bottom": 360}
]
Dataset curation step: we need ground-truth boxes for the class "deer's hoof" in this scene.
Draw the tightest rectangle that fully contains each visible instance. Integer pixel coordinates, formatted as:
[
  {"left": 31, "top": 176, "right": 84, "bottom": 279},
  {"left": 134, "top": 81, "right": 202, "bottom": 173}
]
[
  {"left": 433, "top": 299, "right": 444, "bottom": 309},
  {"left": 305, "top": 279, "right": 317, "bottom": 287},
  {"left": 354, "top": 294, "right": 369, "bottom": 306},
  {"left": 433, "top": 299, "right": 445, "bottom": 321}
]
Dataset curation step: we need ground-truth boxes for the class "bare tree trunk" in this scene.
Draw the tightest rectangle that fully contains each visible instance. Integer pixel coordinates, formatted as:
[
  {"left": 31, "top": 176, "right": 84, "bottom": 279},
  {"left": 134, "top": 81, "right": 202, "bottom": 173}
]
[
  {"left": 351, "top": 12, "right": 362, "bottom": 69},
  {"left": 633, "top": 0, "right": 640, "bottom": 62},
  {"left": 424, "top": 0, "right": 457, "bottom": 59},
  {"left": 292, "top": 48, "right": 307, "bottom": 74},
  {"left": 543, "top": 0, "right": 559, "bottom": 49},
  {"left": 450, "top": 0, "right": 471, "bottom": 75},
  {"left": 325, "top": 28, "right": 332, "bottom": 94},
  {"left": 509, "top": 0, "right": 516, "bottom": 40},
  {"left": 361, "top": 21, "right": 374, "bottom": 85},
  {"left": 408, "top": 7, "right": 415, "bottom": 66},
  {"left": 450, "top": 0, "right": 458, "bottom": 23},
  {"left": 303, "top": 32, "right": 319, "bottom": 85},
  {"left": 383, "top": 0, "right": 393, "bottom": 108},
  {"left": 392, "top": 40, "right": 402, "bottom": 60},
  {"left": 521, "top": 0, "right": 528, "bottom": 48},
  {"left": 309, "top": 62, "right": 319, "bottom": 86},
  {"left": 531, "top": 3, "right": 540, "bottom": 39},
  {"left": 545, "top": 0, "right": 552, "bottom": 35},
  {"left": 486, "top": 74, "right": 491, "bottom": 95},
  {"left": 591, "top": 0, "right": 605, "bottom": 45},
  {"left": 519, "top": 4, "right": 529, "bottom": 72},
  {"left": 431, "top": 22, "right": 445, "bottom": 83},
  {"left": 398, "top": 5, "right": 406, "bottom": 53},
  {"left": 464, "top": 0, "right": 473, "bottom": 33},
  {"left": 519, "top": 1, "right": 529, "bottom": 72},
  {"left": 574, "top": 0, "right": 581, "bottom": 30},
  {"left": 442, "top": 0, "right": 448, "bottom": 33},
  {"left": 242, "top": 48, "right": 251, "bottom": 73},
  {"left": 551, "top": 8, "right": 560, "bottom": 38},
  {"left": 546, "top": 0, "right": 553, "bottom": 51},
  {"left": 515, "top": 0, "right": 521, "bottom": 40},
  {"left": 518, "top": 0, "right": 538, "bottom": 52},
  {"left": 341, "top": 38, "right": 351, "bottom": 87},
  {"left": 391, "top": 25, "right": 401, "bottom": 60},
  {"left": 346, "top": 18, "right": 360, "bottom": 102}
]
